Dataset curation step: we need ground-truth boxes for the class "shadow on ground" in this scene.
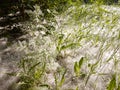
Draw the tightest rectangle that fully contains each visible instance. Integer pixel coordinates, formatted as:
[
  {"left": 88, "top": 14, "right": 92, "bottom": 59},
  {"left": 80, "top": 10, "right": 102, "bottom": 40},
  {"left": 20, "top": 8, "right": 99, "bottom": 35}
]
[
  {"left": 0, "top": 12, "right": 29, "bottom": 90},
  {"left": 0, "top": 12, "right": 29, "bottom": 43}
]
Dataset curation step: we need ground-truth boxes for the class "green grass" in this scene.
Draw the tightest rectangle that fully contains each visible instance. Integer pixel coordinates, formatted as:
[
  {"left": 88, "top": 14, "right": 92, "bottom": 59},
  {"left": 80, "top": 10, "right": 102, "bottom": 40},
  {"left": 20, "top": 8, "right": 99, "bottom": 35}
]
[{"left": 14, "top": 4, "right": 120, "bottom": 90}]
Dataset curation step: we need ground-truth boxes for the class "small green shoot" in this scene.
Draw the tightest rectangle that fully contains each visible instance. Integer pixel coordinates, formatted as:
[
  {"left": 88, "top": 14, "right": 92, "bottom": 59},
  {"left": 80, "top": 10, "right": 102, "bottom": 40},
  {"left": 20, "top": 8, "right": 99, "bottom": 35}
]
[
  {"left": 76, "top": 86, "right": 79, "bottom": 90},
  {"left": 74, "top": 57, "right": 84, "bottom": 77},
  {"left": 54, "top": 69, "right": 67, "bottom": 90}
]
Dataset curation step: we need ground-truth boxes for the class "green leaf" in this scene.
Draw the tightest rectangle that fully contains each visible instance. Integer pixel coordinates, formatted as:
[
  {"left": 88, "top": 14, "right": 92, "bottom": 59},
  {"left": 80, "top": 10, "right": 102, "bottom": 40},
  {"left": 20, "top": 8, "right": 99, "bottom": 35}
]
[
  {"left": 54, "top": 73, "right": 58, "bottom": 89},
  {"left": 90, "top": 60, "right": 99, "bottom": 72},
  {"left": 40, "top": 84, "right": 51, "bottom": 89},
  {"left": 107, "top": 74, "right": 116, "bottom": 90},
  {"left": 59, "top": 69, "right": 67, "bottom": 87},
  {"left": 79, "top": 57, "right": 84, "bottom": 68},
  {"left": 76, "top": 86, "right": 79, "bottom": 90},
  {"left": 85, "top": 74, "right": 91, "bottom": 86},
  {"left": 58, "top": 34, "right": 64, "bottom": 45},
  {"left": 74, "top": 62, "right": 80, "bottom": 76},
  {"left": 28, "top": 62, "right": 41, "bottom": 73},
  {"left": 61, "top": 43, "right": 80, "bottom": 50}
]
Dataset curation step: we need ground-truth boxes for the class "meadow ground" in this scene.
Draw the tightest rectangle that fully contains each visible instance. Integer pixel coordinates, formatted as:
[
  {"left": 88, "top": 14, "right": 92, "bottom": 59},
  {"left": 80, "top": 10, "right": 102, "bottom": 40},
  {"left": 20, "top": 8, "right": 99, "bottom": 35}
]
[{"left": 0, "top": 4, "right": 120, "bottom": 90}]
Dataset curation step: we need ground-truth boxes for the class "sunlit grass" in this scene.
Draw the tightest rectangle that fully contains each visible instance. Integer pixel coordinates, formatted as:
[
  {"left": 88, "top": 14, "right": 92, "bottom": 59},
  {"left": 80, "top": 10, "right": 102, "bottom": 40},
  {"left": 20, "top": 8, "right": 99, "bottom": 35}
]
[{"left": 15, "top": 4, "right": 120, "bottom": 90}]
